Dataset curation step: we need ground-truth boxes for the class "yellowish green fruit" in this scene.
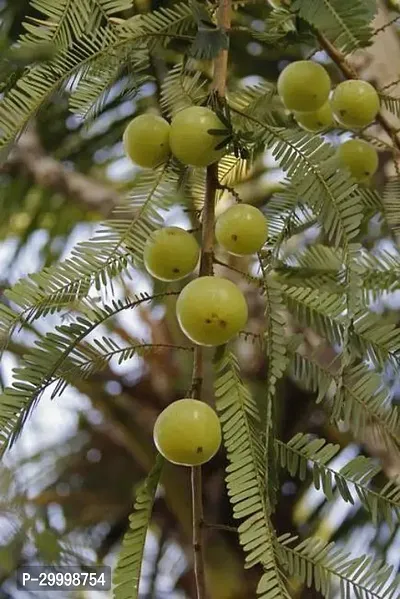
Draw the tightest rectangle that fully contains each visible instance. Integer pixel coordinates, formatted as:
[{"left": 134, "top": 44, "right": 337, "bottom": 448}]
[
  {"left": 336, "top": 139, "right": 379, "bottom": 182},
  {"left": 294, "top": 102, "right": 334, "bottom": 132},
  {"left": 153, "top": 399, "right": 222, "bottom": 466},
  {"left": 176, "top": 276, "right": 248, "bottom": 346},
  {"left": 123, "top": 113, "right": 170, "bottom": 168},
  {"left": 143, "top": 227, "right": 200, "bottom": 281},
  {"left": 277, "top": 60, "right": 331, "bottom": 112},
  {"left": 169, "top": 106, "right": 226, "bottom": 167},
  {"left": 215, "top": 203, "right": 268, "bottom": 255},
  {"left": 331, "top": 80, "right": 380, "bottom": 129}
]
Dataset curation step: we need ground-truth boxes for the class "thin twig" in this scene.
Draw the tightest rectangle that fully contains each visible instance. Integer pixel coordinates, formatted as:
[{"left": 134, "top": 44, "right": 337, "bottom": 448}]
[
  {"left": 373, "top": 15, "right": 400, "bottom": 36},
  {"left": 203, "top": 521, "right": 237, "bottom": 533},
  {"left": 191, "top": 466, "right": 205, "bottom": 598},
  {"left": 189, "top": 0, "right": 232, "bottom": 597},
  {"left": 316, "top": 32, "right": 400, "bottom": 151}
]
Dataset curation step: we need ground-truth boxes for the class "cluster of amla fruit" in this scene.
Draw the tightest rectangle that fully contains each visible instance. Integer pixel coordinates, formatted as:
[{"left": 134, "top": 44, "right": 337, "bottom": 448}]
[
  {"left": 278, "top": 60, "right": 380, "bottom": 184},
  {"left": 123, "top": 105, "right": 226, "bottom": 169},
  {"left": 141, "top": 205, "right": 267, "bottom": 467},
  {"left": 143, "top": 201, "right": 267, "bottom": 347},
  {"left": 122, "top": 104, "right": 268, "bottom": 466}
]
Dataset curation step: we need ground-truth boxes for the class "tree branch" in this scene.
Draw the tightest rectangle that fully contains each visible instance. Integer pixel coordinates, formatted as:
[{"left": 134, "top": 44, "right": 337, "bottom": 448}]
[
  {"left": 1, "top": 127, "right": 119, "bottom": 215},
  {"left": 190, "top": 1, "right": 232, "bottom": 597}
]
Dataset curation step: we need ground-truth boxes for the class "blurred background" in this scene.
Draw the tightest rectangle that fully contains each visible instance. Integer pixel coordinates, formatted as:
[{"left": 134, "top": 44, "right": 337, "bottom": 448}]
[{"left": 1, "top": 0, "right": 400, "bottom": 597}]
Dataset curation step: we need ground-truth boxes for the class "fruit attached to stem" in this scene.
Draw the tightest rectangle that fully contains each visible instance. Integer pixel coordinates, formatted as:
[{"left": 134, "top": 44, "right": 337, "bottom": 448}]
[
  {"left": 277, "top": 60, "right": 331, "bottom": 112},
  {"left": 169, "top": 106, "right": 227, "bottom": 167},
  {"left": 176, "top": 276, "right": 248, "bottom": 346},
  {"left": 153, "top": 399, "right": 222, "bottom": 466},
  {"left": 336, "top": 139, "right": 378, "bottom": 182},
  {"left": 331, "top": 80, "right": 380, "bottom": 129},
  {"left": 123, "top": 114, "right": 170, "bottom": 168},
  {"left": 215, "top": 203, "right": 268, "bottom": 255},
  {"left": 144, "top": 227, "right": 200, "bottom": 281}
]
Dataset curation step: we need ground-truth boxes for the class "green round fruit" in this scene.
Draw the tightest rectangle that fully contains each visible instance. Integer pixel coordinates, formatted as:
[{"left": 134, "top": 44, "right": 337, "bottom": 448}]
[
  {"left": 215, "top": 203, "right": 268, "bottom": 255},
  {"left": 277, "top": 60, "right": 331, "bottom": 112},
  {"left": 336, "top": 139, "right": 379, "bottom": 182},
  {"left": 123, "top": 113, "right": 170, "bottom": 169},
  {"left": 176, "top": 276, "right": 248, "bottom": 346},
  {"left": 169, "top": 106, "right": 226, "bottom": 167},
  {"left": 331, "top": 80, "right": 380, "bottom": 129},
  {"left": 143, "top": 227, "right": 199, "bottom": 282},
  {"left": 293, "top": 101, "right": 334, "bottom": 132},
  {"left": 153, "top": 399, "right": 222, "bottom": 466}
]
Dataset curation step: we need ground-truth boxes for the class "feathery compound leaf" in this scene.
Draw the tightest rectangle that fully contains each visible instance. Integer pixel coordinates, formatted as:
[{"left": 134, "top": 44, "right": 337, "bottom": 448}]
[
  {"left": 353, "top": 309, "right": 400, "bottom": 368},
  {"left": 214, "top": 350, "right": 290, "bottom": 599},
  {"left": 274, "top": 243, "right": 400, "bottom": 297},
  {"left": 229, "top": 81, "right": 280, "bottom": 127},
  {"left": 359, "top": 247, "right": 400, "bottom": 300},
  {"left": 113, "top": 456, "right": 164, "bottom": 599},
  {"left": 276, "top": 534, "right": 400, "bottom": 598},
  {"left": 251, "top": 9, "right": 296, "bottom": 46},
  {"left": 0, "top": 5, "right": 194, "bottom": 153},
  {"left": 259, "top": 272, "right": 288, "bottom": 485},
  {"left": 281, "top": 283, "right": 399, "bottom": 368},
  {"left": 292, "top": 0, "right": 376, "bottom": 53},
  {"left": 24, "top": 0, "right": 133, "bottom": 47},
  {"left": 334, "top": 363, "right": 400, "bottom": 447},
  {"left": 274, "top": 244, "right": 344, "bottom": 291},
  {"left": 383, "top": 177, "right": 400, "bottom": 241},
  {"left": 0, "top": 27, "right": 119, "bottom": 152},
  {"left": 264, "top": 185, "right": 313, "bottom": 245},
  {"left": 379, "top": 92, "right": 400, "bottom": 120},
  {"left": 275, "top": 433, "right": 400, "bottom": 529},
  {"left": 283, "top": 285, "right": 345, "bottom": 345},
  {"left": 0, "top": 293, "right": 175, "bottom": 454},
  {"left": 95, "top": 0, "right": 133, "bottom": 15},
  {"left": 68, "top": 54, "right": 149, "bottom": 122},
  {"left": 60, "top": 338, "right": 192, "bottom": 380},
  {"left": 218, "top": 154, "right": 250, "bottom": 188},
  {"left": 160, "top": 62, "right": 208, "bottom": 118},
  {"left": 290, "top": 352, "right": 400, "bottom": 449},
  {"left": 0, "top": 165, "right": 179, "bottom": 345}
]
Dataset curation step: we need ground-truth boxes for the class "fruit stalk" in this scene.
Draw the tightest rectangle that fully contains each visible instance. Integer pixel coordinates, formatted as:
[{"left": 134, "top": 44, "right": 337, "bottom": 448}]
[
  {"left": 316, "top": 31, "right": 400, "bottom": 151},
  {"left": 190, "top": 0, "right": 232, "bottom": 597}
]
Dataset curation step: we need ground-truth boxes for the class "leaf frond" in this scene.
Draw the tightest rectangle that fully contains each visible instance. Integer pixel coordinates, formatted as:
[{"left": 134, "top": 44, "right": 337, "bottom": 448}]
[
  {"left": 276, "top": 534, "right": 400, "bottom": 598},
  {"left": 113, "top": 456, "right": 164, "bottom": 599},
  {"left": 0, "top": 165, "right": 179, "bottom": 344},
  {"left": 276, "top": 433, "right": 400, "bottom": 529},
  {"left": 0, "top": 293, "right": 176, "bottom": 454},
  {"left": 290, "top": 352, "right": 400, "bottom": 449},
  {"left": 292, "top": 0, "right": 376, "bottom": 54},
  {"left": 214, "top": 349, "right": 290, "bottom": 598}
]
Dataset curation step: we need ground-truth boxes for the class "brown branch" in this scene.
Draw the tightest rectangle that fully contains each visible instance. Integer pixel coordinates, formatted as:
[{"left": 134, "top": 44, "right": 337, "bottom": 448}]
[
  {"left": 189, "top": 1, "right": 232, "bottom": 598},
  {"left": 191, "top": 466, "right": 205, "bottom": 599},
  {"left": 316, "top": 32, "right": 400, "bottom": 151},
  {"left": 212, "top": 0, "right": 231, "bottom": 98},
  {"left": 1, "top": 127, "right": 119, "bottom": 215}
]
